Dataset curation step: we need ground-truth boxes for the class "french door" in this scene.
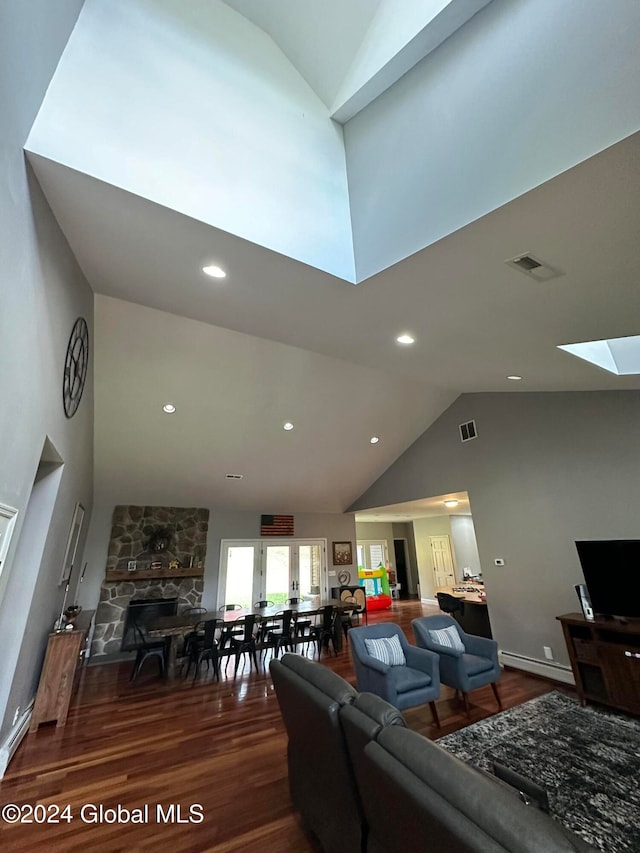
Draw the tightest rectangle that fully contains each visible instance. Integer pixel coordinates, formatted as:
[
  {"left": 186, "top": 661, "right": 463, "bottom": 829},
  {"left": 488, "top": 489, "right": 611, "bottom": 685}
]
[{"left": 218, "top": 539, "right": 326, "bottom": 609}]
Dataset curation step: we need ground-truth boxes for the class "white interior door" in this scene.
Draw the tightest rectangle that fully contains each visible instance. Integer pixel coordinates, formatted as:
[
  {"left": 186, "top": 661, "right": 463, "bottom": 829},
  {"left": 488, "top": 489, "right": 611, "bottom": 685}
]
[{"left": 430, "top": 535, "right": 455, "bottom": 589}]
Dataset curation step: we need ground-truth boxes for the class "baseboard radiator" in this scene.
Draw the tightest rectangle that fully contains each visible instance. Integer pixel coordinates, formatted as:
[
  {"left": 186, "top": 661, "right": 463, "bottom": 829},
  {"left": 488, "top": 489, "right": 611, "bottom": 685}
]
[
  {"left": 499, "top": 651, "right": 575, "bottom": 685},
  {"left": 0, "top": 701, "right": 33, "bottom": 779}
]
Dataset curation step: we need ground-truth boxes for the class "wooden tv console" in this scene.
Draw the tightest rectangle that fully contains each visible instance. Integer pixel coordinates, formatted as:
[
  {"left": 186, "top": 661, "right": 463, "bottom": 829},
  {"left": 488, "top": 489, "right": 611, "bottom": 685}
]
[{"left": 557, "top": 612, "right": 640, "bottom": 716}]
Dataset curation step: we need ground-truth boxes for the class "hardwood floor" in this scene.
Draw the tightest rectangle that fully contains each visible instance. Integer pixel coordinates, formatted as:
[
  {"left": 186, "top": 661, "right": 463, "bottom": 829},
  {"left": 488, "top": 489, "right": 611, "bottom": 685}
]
[{"left": 0, "top": 601, "right": 557, "bottom": 852}]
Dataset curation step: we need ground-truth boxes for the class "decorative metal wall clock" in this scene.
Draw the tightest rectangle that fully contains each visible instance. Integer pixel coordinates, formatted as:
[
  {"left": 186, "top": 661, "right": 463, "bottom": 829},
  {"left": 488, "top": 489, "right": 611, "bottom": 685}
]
[{"left": 62, "top": 317, "right": 89, "bottom": 418}]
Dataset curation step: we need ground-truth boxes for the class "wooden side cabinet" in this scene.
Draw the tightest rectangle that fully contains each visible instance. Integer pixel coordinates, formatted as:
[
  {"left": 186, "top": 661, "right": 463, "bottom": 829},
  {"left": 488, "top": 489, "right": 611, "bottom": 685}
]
[
  {"left": 30, "top": 611, "right": 94, "bottom": 733},
  {"left": 557, "top": 612, "right": 640, "bottom": 716}
]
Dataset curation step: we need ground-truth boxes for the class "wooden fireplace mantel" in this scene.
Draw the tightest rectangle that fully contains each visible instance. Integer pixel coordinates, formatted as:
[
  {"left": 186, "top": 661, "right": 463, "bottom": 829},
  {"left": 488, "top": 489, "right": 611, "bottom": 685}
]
[{"left": 104, "top": 566, "right": 204, "bottom": 582}]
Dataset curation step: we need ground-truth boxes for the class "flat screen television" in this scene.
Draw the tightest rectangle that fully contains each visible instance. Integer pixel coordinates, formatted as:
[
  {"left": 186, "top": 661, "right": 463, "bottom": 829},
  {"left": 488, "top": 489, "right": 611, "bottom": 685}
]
[{"left": 575, "top": 540, "right": 640, "bottom": 619}]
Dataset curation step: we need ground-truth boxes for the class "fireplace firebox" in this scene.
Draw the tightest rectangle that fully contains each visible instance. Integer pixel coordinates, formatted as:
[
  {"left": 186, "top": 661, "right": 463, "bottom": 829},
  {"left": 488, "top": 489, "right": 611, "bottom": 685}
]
[{"left": 121, "top": 597, "right": 178, "bottom": 651}]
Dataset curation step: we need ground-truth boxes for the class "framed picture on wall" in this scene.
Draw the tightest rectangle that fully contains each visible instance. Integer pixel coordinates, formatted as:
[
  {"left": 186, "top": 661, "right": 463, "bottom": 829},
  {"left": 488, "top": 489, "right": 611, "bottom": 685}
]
[
  {"left": 60, "top": 502, "right": 85, "bottom": 585},
  {"left": 332, "top": 541, "right": 353, "bottom": 566}
]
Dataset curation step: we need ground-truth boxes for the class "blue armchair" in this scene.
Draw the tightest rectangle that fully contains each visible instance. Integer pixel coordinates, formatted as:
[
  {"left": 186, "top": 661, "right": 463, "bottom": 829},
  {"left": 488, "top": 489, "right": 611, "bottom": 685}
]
[
  {"left": 412, "top": 615, "right": 501, "bottom": 715},
  {"left": 348, "top": 623, "right": 441, "bottom": 726}
]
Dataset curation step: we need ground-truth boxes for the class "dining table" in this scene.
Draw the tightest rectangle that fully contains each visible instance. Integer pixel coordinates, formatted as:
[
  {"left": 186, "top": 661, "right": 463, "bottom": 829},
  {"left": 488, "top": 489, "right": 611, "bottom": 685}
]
[
  {"left": 147, "top": 612, "right": 207, "bottom": 680},
  {"left": 147, "top": 599, "right": 352, "bottom": 679}
]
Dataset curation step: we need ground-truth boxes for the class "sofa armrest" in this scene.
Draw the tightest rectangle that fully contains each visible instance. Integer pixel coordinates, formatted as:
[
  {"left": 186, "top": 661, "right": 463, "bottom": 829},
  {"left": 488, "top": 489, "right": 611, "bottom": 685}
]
[{"left": 464, "top": 633, "right": 498, "bottom": 662}]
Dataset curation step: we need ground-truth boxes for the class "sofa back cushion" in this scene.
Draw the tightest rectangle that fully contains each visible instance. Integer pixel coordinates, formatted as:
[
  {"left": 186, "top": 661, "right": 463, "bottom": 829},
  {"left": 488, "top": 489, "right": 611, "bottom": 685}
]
[
  {"left": 361, "top": 727, "right": 594, "bottom": 853},
  {"left": 269, "top": 656, "right": 362, "bottom": 853}
]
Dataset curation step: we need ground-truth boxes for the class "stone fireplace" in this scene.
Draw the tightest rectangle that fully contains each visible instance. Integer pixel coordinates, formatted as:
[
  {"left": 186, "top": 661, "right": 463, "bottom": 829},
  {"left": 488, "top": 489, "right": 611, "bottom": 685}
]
[{"left": 92, "top": 505, "right": 209, "bottom": 659}]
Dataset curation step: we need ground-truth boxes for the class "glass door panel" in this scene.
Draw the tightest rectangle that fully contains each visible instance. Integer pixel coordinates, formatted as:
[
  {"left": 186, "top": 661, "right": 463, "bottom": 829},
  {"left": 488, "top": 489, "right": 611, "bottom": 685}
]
[
  {"left": 223, "top": 545, "right": 256, "bottom": 609},
  {"left": 264, "top": 545, "right": 292, "bottom": 606},
  {"left": 298, "top": 544, "right": 322, "bottom": 599}
]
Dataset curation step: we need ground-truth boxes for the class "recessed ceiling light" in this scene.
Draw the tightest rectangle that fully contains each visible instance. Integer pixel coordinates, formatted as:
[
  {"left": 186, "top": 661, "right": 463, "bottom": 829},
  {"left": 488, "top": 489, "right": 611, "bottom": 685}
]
[
  {"left": 396, "top": 334, "right": 415, "bottom": 345},
  {"left": 283, "top": 422, "right": 294, "bottom": 431},
  {"left": 202, "top": 264, "right": 227, "bottom": 278},
  {"left": 444, "top": 499, "right": 459, "bottom": 508},
  {"left": 506, "top": 375, "right": 523, "bottom": 381},
  {"left": 370, "top": 436, "right": 380, "bottom": 444},
  {"left": 162, "top": 403, "right": 176, "bottom": 414}
]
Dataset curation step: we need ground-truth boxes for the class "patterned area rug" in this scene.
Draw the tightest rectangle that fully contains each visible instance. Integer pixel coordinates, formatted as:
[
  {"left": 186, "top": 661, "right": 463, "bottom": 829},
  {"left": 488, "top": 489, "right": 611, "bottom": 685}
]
[{"left": 438, "top": 691, "right": 640, "bottom": 853}]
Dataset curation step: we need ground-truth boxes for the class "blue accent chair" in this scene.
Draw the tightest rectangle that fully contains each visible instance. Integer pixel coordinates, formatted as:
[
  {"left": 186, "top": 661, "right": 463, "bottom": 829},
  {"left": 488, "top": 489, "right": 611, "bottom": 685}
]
[
  {"left": 348, "top": 623, "right": 441, "bottom": 726},
  {"left": 412, "top": 614, "right": 502, "bottom": 715}
]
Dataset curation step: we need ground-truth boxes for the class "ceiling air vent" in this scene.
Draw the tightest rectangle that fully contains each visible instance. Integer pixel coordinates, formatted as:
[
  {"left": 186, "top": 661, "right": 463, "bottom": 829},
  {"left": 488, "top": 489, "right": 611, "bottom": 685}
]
[
  {"left": 505, "top": 253, "right": 562, "bottom": 282},
  {"left": 225, "top": 473, "right": 243, "bottom": 480},
  {"left": 459, "top": 420, "right": 477, "bottom": 443}
]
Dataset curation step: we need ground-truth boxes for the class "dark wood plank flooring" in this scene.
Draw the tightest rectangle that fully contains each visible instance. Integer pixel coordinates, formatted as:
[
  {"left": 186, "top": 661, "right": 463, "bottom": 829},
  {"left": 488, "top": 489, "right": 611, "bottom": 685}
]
[{"left": 0, "top": 601, "right": 558, "bottom": 851}]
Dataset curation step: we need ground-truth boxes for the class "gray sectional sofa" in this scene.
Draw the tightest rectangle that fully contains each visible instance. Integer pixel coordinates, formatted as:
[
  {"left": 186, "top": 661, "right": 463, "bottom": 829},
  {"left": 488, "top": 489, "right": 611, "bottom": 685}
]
[{"left": 269, "top": 653, "right": 594, "bottom": 853}]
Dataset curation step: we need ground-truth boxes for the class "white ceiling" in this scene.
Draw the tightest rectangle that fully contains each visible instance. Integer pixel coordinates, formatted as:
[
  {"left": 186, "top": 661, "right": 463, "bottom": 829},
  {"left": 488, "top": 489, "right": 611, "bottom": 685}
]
[
  {"left": 355, "top": 492, "right": 471, "bottom": 523},
  {"left": 24, "top": 0, "right": 640, "bottom": 517},
  {"left": 28, "top": 130, "right": 640, "bottom": 513}
]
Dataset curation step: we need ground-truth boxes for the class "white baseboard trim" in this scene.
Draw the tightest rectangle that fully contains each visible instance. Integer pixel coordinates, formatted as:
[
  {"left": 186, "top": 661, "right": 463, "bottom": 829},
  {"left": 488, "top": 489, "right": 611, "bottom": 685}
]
[
  {"left": 499, "top": 651, "right": 575, "bottom": 685},
  {"left": 421, "top": 597, "right": 437, "bottom": 605},
  {"left": 0, "top": 702, "right": 33, "bottom": 779}
]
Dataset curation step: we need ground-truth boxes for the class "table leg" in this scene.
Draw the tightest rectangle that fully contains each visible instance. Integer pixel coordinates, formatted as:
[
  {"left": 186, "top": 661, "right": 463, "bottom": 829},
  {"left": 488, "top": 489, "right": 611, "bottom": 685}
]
[{"left": 166, "top": 635, "right": 180, "bottom": 680}]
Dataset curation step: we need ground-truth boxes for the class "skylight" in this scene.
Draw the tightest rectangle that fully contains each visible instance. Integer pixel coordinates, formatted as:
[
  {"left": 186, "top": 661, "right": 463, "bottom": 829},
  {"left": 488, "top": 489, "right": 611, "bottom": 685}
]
[{"left": 558, "top": 335, "right": 640, "bottom": 375}]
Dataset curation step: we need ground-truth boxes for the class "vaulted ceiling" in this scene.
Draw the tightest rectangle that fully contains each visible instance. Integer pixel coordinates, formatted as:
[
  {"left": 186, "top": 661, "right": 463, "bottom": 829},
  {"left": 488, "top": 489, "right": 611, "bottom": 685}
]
[{"left": 25, "top": 0, "right": 640, "bottom": 513}]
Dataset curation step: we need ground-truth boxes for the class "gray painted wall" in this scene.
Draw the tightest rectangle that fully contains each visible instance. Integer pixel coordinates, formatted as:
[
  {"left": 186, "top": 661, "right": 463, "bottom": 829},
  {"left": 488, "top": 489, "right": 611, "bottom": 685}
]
[
  {"left": 351, "top": 391, "right": 640, "bottom": 667},
  {"left": 81, "top": 505, "right": 357, "bottom": 612},
  {"left": 0, "top": 0, "right": 92, "bottom": 743}
]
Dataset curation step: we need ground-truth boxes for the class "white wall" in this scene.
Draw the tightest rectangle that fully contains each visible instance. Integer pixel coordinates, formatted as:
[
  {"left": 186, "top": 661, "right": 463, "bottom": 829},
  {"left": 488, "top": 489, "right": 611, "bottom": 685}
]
[
  {"left": 26, "top": 0, "right": 355, "bottom": 281},
  {"left": 355, "top": 521, "right": 395, "bottom": 569},
  {"left": 0, "top": 0, "right": 93, "bottom": 745},
  {"left": 345, "top": 0, "right": 640, "bottom": 279}
]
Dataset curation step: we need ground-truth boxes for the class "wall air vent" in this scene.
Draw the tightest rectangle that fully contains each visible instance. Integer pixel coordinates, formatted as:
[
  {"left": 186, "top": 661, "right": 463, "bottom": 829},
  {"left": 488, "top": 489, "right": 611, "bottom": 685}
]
[
  {"left": 505, "top": 253, "right": 562, "bottom": 282},
  {"left": 459, "top": 420, "right": 477, "bottom": 442},
  {"left": 225, "top": 473, "right": 243, "bottom": 480}
]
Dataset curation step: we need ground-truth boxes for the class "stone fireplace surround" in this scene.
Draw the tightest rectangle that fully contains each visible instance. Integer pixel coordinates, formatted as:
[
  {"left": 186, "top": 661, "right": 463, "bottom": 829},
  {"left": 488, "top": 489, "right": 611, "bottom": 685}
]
[
  {"left": 93, "top": 577, "right": 203, "bottom": 658},
  {"left": 92, "top": 505, "right": 208, "bottom": 659}
]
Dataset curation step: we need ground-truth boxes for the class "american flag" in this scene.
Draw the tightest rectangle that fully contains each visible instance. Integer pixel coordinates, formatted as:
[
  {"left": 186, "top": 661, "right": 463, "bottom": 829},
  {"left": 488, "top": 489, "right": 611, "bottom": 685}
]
[{"left": 260, "top": 514, "right": 294, "bottom": 536}]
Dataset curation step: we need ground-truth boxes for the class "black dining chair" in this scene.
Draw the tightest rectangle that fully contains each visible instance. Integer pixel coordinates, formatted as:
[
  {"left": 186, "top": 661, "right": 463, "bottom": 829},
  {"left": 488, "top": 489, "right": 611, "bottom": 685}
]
[
  {"left": 265, "top": 609, "right": 296, "bottom": 659},
  {"left": 228, "top": 614, "right": 260, "bottom": 676},
  {"left": 184, "top": 618, "right": 221, "bottom": 681},
  {"left": 287, "top": 598, "right": 312, "bottom": 639},
  {"left": 218, "top": 604, "right": 245, "bottom": 649},
  {"left": 130, "top": 621, "right": 169, "bottom": 681},
  {"left": 181, "top": 606, "right": 208, "bottom": 656},
  {"left": 339, "top": 595, "right": 359, "bottom": 639},
  {"left": 307, "top": 605, "right": 339, "bottom": 658}
]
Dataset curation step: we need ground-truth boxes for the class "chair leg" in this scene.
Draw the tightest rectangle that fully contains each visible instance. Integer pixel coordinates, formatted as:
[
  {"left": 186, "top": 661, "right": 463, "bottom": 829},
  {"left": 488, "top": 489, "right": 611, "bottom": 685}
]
[
  {"left": 462, "top": 692, "right": 470, "bottom": 716},
  {"left": 429, "top": 701, "right": 441, "bottom": 728},
  {"left": 491, "top": 680, "right": 502, "bottom": 709}
]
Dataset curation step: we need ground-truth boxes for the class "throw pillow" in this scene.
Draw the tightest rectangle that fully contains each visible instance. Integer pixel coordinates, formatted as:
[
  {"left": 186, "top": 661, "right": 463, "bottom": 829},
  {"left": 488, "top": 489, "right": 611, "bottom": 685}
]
[
  {"left": 364, "top": 634, "right": 406, "bottom": 666},
  {"left": 428, "top": 625, "right": 465, "bottom": 652}
]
